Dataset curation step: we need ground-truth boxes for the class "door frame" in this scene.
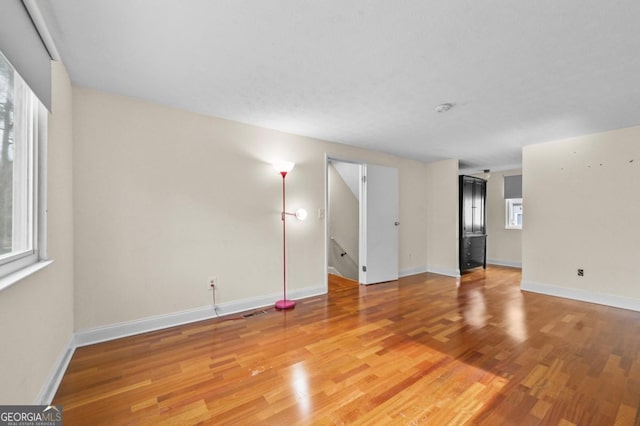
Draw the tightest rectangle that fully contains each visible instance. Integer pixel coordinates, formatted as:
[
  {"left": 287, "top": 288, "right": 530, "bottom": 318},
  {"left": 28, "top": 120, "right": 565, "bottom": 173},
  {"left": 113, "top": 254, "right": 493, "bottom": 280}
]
[{"left": 324, "top": 154, "right": 364, "bottom": 291}]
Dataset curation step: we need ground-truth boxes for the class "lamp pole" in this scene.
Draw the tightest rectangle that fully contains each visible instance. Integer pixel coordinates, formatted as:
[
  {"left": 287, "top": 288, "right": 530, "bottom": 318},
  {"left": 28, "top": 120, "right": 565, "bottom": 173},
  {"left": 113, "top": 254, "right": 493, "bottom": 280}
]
[{"left": 275, "top": 163, "right": 296, "bottom": 310}]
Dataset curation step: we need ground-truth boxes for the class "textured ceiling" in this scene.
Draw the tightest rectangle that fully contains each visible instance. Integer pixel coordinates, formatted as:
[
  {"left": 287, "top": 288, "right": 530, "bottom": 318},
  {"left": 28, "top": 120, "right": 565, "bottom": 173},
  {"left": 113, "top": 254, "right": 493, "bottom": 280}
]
[{"left": 35, "top": 0, "right": 640, "bottom": 171}]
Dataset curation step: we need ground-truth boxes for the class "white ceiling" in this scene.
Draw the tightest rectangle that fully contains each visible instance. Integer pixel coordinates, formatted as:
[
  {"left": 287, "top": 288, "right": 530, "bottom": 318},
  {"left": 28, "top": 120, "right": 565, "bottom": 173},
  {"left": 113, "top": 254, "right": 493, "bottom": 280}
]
[{"left": 35, "top": 0, "right": 640, "bottom": 171}]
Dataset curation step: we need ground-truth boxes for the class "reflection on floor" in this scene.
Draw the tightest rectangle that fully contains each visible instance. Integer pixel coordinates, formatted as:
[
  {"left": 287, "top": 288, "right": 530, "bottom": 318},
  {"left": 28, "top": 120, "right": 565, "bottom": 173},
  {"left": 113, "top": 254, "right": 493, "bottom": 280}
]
[{"left": 54, "top": 266, "right": 640, "bottom": 425}]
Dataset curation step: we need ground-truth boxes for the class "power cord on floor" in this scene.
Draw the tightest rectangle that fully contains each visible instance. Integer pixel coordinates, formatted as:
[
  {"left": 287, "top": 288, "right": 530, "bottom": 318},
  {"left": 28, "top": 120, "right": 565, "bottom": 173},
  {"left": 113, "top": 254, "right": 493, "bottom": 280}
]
[
  {"left": 211, "top": 285, "right": 276, "bottom": 322},
  {"left": 212, "top": 307, "right": 277, "bottom": 323},
  {"left": 212, "top": 285, "right": 220, "bottom": 317}
]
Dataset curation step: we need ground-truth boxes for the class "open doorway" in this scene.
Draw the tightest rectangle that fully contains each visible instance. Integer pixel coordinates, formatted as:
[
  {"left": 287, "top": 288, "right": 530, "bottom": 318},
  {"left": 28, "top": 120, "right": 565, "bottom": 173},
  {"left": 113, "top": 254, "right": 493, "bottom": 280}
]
[
  {"left": 327, "top": 159, "right": 361, "bottom": 290},
  {"left": 325, "top": 157, "right": 400, "bottom": 292}
]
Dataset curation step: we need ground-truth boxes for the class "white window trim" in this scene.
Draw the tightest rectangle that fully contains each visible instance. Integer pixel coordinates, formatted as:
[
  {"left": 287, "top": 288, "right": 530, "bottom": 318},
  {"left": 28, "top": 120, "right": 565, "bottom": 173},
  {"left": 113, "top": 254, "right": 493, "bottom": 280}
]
[
  {"left": 0, "top": 52, "right": 50, "bottom": 290},
  {"left": 0, "top": 259, "right": 53, "bottom": 291},
  {"left": 505, "top": 198, "right": 523, "bottom": 230}
]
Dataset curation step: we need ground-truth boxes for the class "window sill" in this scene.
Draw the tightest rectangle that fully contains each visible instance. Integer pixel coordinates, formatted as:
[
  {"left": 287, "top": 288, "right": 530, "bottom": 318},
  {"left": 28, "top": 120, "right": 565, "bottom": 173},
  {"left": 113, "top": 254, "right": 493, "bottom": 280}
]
[{"left": 0, "top": 260, "right": 55, "bottom": 292}]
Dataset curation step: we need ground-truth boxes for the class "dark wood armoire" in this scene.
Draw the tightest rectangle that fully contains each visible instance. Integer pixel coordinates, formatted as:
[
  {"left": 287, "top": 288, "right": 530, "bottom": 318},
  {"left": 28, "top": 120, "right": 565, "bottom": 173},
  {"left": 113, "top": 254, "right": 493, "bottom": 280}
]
[{"left": 459, "top": 175, "right": 487, "bottom": 272}]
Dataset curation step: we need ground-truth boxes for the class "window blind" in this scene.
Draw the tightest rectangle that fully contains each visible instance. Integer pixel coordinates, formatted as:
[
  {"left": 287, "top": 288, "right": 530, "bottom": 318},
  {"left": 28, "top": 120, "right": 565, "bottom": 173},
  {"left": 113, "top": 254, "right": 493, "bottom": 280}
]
[
  {"left": 504, "top": 175, "right": 522, "bottom": 199},
  {"left": 0, "top": 0, "right": 52, "bottom": 110}
]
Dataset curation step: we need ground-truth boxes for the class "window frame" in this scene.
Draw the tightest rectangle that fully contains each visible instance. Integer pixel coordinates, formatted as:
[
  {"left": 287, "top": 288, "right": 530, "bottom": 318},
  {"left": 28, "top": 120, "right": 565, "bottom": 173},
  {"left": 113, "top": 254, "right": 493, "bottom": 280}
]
[
  {"left": 505, "top": 198, "right": 523, "bottom": 230},
  {"left": 0, "top": 50, "right": 48, "bottom": 289}
]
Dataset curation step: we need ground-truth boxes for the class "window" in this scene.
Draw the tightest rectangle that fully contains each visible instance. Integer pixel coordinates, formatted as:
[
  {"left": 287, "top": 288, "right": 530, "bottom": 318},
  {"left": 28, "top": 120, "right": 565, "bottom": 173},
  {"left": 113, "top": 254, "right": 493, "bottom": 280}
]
[
  {"left": 0, "top": 51, "right": 47, "bottom": 283},
  {"left": 503, "top": 174, "right": 522, "bottom": 230},
  {"left": 506, "top": 198, "right": 523, "bottom": 229}
]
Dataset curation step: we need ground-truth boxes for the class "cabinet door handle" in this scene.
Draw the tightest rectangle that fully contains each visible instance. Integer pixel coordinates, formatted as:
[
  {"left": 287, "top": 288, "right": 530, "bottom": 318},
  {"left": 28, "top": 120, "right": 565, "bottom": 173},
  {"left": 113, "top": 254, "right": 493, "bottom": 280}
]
[{"left": 394, "top": 222, "right": 400, "bottom": 226}]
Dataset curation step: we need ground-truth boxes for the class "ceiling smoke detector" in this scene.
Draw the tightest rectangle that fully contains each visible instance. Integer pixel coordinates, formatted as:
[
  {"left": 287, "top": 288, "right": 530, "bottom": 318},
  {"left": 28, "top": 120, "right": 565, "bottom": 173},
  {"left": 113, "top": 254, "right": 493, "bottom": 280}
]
[{"left": 435, "top": 103, "right": 454, "bottom": 113}]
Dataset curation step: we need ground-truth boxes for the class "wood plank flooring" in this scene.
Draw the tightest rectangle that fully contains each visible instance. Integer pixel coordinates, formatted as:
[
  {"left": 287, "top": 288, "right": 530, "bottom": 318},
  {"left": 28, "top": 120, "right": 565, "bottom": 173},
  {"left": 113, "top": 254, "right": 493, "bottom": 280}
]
[
  {"left": 54, "top": 267, "right": 640, "bottom": 425},
  {"left": 328, "top": 273, "right": 359, "bottom": 292}
]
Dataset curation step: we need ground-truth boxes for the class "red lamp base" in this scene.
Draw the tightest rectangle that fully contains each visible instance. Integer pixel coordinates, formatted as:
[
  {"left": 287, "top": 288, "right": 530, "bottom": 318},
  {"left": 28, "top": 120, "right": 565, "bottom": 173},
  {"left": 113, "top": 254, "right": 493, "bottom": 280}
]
[{"left": 275, "top": 299, "right": 296, "bottom": 310}]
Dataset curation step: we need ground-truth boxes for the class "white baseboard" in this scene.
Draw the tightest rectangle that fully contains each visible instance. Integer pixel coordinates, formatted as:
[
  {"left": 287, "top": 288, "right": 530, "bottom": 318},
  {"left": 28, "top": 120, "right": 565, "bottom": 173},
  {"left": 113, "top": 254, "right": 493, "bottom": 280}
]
[
  {"left": 38, "top": 285, "right": 326, "bottom": 404},
  {"left": 327, "top": 266, "right": 342, "bottom": 277},
  {"left": 487, "top": 259, "right": 522, "bottom": 268},
  {"left": 75, "top": 285, "right": 326, "bottom": 347},
  {"left": 35, "top": 335, "right": 75, "bottom": 405},
  {"left": 290, "top": 286, "right": 326, "bottom": 300},
  {"left": 74, "top": 305, "right": 220, "bottom": 347},
  {"left": 399, "top": 266, "right": 428, "bottom": 277},
  {"left": 426, "top": 265, "right": 461, "bottom": 278},
  {"left": 521, "top": 280, "right": 640, "bottom": 312}
]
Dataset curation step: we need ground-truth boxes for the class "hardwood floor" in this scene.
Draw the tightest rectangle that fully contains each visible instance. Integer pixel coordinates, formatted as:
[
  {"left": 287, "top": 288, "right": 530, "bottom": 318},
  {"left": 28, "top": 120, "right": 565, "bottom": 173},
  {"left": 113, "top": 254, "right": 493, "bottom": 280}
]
[
  {"left": 328, "top": 273, "right": 359, "bottom": 292},
  {"left": 54, "top": 266, "right": 640, "bottom": 425}
]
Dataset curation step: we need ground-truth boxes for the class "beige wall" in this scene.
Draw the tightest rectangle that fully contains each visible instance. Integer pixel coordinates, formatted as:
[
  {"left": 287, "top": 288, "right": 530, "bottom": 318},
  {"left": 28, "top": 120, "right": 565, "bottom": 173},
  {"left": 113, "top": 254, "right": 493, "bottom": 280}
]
[
  {"left": 8, "top": 59, "right": 640, "bottom": 403},
  {"left": 72, "top": 87, "right": 433, "bottom": 331},
  {"left": 425, "top": 159, "right": 459, "bottom": 276},
  {"left": 328, "top": 162, "right": 359, "bottom": 280},
  {"left": 478, "top": 169, "right": 522, "bottom": 266},
  {"left": 0, "top": 62, "right": 74, "bottom": 403},
  {"left": 522, "top": 125, "right": 640, "bottom": 305}
]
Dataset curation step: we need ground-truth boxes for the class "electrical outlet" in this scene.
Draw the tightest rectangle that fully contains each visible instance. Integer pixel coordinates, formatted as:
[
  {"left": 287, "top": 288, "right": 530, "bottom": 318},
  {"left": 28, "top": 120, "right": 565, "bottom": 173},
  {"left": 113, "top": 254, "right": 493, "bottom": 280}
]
[
  {"left": 577, "top": 268, "right": 584, "bottom": 277},
  {"left": 208, "top": 276, "right": 217, "bottom": 290}
]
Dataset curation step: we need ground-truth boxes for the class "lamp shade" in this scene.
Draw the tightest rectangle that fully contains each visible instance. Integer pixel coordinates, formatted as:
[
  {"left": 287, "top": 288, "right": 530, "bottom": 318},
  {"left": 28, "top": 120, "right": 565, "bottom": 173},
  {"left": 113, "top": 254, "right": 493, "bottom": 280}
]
[
  {"left": 295, "top": 208, "right": 308, "bottom": 220},
  {"left": 272, "top": 161, "right": 295, "bottom": 174}
]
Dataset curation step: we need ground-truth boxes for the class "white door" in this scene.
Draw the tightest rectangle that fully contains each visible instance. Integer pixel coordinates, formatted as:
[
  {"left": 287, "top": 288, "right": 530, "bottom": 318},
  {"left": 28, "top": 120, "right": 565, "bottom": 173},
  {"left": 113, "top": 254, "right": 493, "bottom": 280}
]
[{"left": 359, "top": 164, "right": 399, "bottom": 284}]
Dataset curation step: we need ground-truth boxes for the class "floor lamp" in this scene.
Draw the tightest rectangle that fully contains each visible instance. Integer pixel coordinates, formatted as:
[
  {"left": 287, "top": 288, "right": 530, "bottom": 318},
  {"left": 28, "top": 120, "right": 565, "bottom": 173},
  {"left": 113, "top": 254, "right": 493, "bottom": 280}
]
[{"left": 273, "top": 161, "right": 307, "bottom": 310}]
